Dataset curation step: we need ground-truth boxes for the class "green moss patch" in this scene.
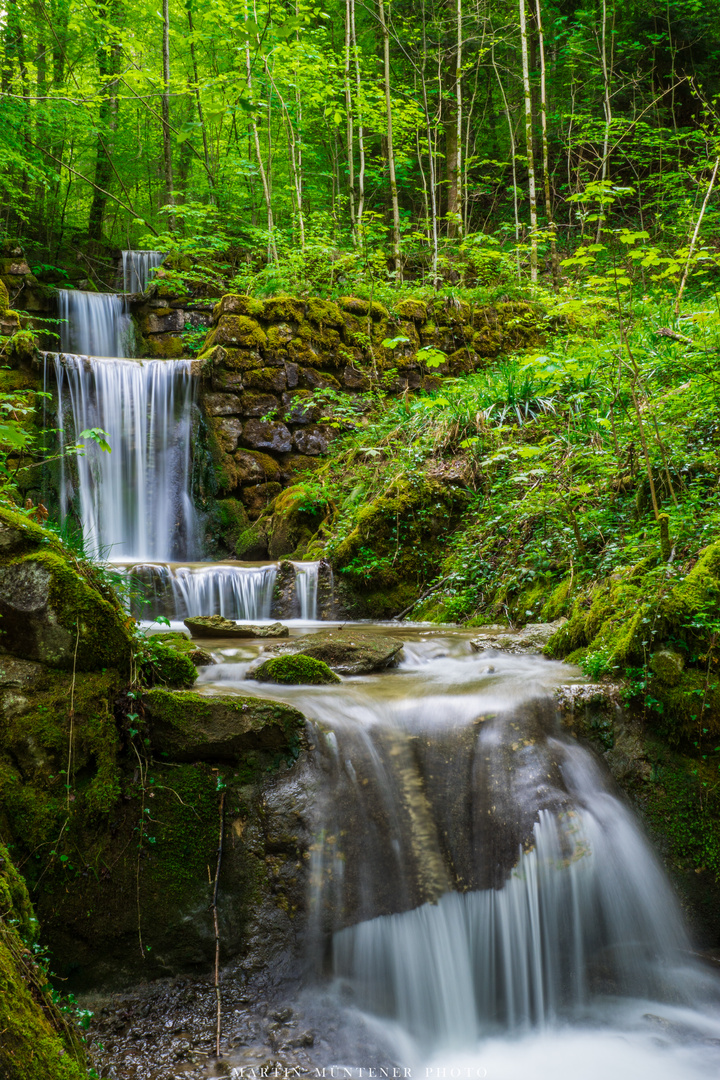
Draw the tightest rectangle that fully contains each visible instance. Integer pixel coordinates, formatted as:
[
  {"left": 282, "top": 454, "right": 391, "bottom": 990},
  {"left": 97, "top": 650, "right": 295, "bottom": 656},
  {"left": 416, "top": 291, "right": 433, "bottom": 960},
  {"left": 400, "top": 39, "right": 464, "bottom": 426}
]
[{"left": 248, "top": 653, "right": 341, "bottom": 685}]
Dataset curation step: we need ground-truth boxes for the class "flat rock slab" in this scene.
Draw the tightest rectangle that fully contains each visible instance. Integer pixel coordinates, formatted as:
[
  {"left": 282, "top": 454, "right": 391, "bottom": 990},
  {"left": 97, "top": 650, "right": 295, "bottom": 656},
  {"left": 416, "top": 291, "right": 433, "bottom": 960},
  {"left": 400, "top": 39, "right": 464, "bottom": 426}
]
[
  {"left": 470, "top": 619, "right": 568, "bottom": 654},
  {"left": 144, "top": 688, "right": 306, "bottom": 762},
  {"left": 260, "top": 628, "right": 404, "bottom": 675},
  {"left": 184, "top": 616, "right": 289, "bottom": 639}
]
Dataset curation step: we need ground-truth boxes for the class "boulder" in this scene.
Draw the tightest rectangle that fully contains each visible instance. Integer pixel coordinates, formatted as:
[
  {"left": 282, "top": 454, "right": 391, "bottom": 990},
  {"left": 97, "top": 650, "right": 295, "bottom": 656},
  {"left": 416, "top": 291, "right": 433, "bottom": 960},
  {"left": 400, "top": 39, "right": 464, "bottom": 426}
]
[
  {"left": 293, "top": 425, "right": 329, "bottom": 456},
  {"left": 470, "top": 619, "right": 568, "bottom": 654},
  {"left": 144, "top": 688, "right": 305, "bottom": 762},
  {"left": 247, "top": 654, "right": 341, "bottom": 686},
  {"left": 212, "top": 416, "right": 243, "bottom": 452},
  {"left": 152, "top": 631, "right": 216, "bottom": 667},
  {"left": 0, "top": 507, "right": 134, "bottom": 671},
  {"left": 204, "top": 392, "right": 244, "bottom": 415},
  {"left": 184, "top": 615, "right": 289, "bottom": 639},
  {"left": 261, "top": 627, "right": 404, "bottom": 675},
  {"left": 242, "top": 419, "right": 293, "bottom": 453},
  {"left": 650, "top": 648, "right": 685, "bottom": 686}
]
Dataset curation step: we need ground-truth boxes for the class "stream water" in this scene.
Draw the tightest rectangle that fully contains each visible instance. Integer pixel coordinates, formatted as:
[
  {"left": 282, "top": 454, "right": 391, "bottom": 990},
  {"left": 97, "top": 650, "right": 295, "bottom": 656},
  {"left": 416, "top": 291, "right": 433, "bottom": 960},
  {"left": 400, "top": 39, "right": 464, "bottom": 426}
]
[
  {"left": 86, "top": 627, "right": 720, "bottom": 1080},
  {"left": 50, "top": 272, "right": 720, "bottom": 1078}
]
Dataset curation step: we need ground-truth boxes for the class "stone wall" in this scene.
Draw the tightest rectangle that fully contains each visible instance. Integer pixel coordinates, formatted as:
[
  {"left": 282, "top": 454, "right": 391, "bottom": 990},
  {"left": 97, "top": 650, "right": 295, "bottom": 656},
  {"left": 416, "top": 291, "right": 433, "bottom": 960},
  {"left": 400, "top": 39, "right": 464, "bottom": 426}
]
[{"left": 194, "top": 293, "right": 541, "bottom": 555}]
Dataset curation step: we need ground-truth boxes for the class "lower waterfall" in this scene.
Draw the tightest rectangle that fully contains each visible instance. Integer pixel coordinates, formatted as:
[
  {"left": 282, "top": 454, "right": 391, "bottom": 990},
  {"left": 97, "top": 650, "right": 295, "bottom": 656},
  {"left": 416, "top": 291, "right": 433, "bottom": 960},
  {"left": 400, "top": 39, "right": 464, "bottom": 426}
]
[
  {"left": 125, "top": 562, "right": 278, "bottom": 621},
  {"left": 195, "top": 633, "right": 720, "bottom": 1077}
]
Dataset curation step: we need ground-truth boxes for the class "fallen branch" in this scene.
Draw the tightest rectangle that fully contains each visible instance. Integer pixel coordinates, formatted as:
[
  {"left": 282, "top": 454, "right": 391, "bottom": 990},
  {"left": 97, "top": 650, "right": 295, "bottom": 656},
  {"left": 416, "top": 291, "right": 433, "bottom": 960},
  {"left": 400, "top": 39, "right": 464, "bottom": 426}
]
[{"left": 394, "top": 575, "right": 451, "bottom": 621}]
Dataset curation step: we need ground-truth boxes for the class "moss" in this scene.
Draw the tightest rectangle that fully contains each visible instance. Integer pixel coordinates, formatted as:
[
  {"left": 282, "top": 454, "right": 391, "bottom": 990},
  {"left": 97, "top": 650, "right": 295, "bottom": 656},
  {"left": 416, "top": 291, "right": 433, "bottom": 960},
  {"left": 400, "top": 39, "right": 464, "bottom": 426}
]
[
  {"left": 248, "top": 653, "right": 341, "bottom": 685},
  {"left": 266, "top": 484, "right": 328, "bottom": 561},
  {"left": 145, "top": 334, "right": 184, "bottom": 358},
  {"left": 152, "top": 632, "right": 213, "bottom": 667},
  {"left": 264, "top": 296, "right": 306, "bottom": 323},
  {"left": 215, "top": 497, "right": 251, "bottom": 549},
  {"left": 212, "top": 294, "right": 265, "bottom": 322},
  {"left": 234, "top": 517, "right": 270, "bottom": 559},
  {"left": 209, "top": 315, "right": 267, "bottom": 350},
  {"left": 140, "top": 639, "right": 198, "bottom": 688},
  {"left": 1, "top": 841, "right": 87, "bottom": 1080},
  {"left": 305, "top": 297, "right": 344, "bottom": 327},
  {"left": 0, "top": 278, "right": 9, "bottom": 315},
  {"left": 331, "top": 475, "right": 469, "bottom": 609},
  {"left": 339, "top": 296, "right": 389, "bottom": 320},
  {"left": 393, "top": 298, "right": 428, "bottom": 322}
]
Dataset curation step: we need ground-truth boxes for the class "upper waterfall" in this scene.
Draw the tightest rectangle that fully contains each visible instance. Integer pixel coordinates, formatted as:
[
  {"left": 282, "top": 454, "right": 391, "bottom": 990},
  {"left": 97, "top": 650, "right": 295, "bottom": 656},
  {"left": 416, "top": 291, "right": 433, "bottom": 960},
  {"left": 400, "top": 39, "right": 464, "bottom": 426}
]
[
  {"left": 122, "top": 249, "right": 164, "bottom": 293},
  {"left": 58, "top": 289, "right": 134, "bottom": 358}
]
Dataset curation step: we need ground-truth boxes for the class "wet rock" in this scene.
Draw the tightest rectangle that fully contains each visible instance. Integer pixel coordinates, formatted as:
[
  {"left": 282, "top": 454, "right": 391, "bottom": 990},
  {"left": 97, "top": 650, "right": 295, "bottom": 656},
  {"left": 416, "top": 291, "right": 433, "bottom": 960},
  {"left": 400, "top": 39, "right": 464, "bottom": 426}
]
[
  {"left": 184, "top": 616, "right": 289, "bottom": 639},
  {"left": 247, "top": 654, "right": 341, "bottom": 685},
  {"left": 650, "top": 648, "right": 684, "bottom": 686},
  {"left": 271, "top": 561, "right": 298, "bottom": 620},
  {"left": 261, "top": 628, "right": 404, "bottom": 675},
  {"left": 242, "top": 419, "right": 293, "bottom": 453},
  {"left": 470, "top": 618, "right": 568, "bottom": 654},
  {"left": 238, "top": 391, "right": 280, "bottom": 418},
  {"left": 144, "top": 688, "right": 305, "bottom": 762}
]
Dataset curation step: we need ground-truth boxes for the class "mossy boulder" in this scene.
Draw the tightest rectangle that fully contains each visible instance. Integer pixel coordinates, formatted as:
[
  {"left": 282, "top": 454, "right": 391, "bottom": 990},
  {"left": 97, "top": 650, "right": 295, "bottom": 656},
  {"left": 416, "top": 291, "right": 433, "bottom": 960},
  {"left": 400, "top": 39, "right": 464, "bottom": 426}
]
[
  {"left": 0, "top": 506, "right": 134, "bottom": 671},
  {"left": 140, "top": 639, "right": 199, "bottom": 688},
  {"left": 393, "top": 298, "right": 428, "bottom": 322},
  {"left": 152, "top": 631, "right": 215, "bottom": 667},
  {"left": 144, "top": 688, "right": 305, "bottom": 762},
  {"left": 212, "top": 294, "right": 265, "bottom": 322},
  {"left": 261, "top": 627, "right": 404, "bottom": 675},
  {"left": 247, "top": 653, "right": 341, "bottom": 685},
  {"left": 208, "top": 315, "right": 267, "bottom": 351},
  {"left": 0, "top": 842, "right": 88, "bottom": 1080}
]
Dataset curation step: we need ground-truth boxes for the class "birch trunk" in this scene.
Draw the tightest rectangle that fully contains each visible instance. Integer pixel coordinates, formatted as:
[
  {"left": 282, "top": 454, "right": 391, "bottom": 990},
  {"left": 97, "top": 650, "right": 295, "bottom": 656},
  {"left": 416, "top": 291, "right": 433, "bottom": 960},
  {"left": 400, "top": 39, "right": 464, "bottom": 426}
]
[{"left": 378, "top": 0, "right": 401, "bottom": 274}]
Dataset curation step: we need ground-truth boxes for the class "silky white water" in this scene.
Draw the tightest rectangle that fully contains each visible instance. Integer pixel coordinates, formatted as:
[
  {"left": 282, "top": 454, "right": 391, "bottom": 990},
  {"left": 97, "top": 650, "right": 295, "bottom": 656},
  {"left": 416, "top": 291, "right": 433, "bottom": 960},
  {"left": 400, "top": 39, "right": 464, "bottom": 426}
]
[
  {"left": 124, "top": 561, "right": 278, "bottom": 620},
  {"left": 197, "top": 629, "right": 720, "bottom": 1077},
  {"left": 47, "top": 352, "right": 196, "bottom": 560},
  {"left": 292, "top": 561, "right": 320, "bottom": 619},
  {"left": 122, "top": 249, "right": 164, "bottom": 293},
  {"left": 58, "top": 289, "right": 134, "bottom": 358}
]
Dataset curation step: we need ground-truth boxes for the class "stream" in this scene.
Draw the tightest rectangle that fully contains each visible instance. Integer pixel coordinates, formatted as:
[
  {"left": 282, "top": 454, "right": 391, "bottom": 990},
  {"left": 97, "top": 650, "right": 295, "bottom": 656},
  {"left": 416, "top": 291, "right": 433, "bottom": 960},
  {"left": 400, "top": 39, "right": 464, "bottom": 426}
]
[{"left": 84, "top": 623, "right": 720, "bottom": 1080}]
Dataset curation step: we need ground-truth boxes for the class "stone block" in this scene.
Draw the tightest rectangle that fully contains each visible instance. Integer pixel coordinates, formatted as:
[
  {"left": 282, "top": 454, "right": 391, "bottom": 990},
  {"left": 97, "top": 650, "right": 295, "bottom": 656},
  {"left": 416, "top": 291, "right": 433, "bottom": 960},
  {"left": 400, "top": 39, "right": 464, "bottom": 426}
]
[{"left": 241, "top": 419, "right": 293, "bottom": 453}]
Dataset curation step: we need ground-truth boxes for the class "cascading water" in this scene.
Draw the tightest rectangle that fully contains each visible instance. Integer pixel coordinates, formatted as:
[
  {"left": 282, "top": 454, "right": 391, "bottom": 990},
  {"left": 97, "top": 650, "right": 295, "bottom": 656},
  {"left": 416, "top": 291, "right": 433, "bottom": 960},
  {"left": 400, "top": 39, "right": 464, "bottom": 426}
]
[
  {"left": 58, "top": 289, "right": 134, "bottom": 358},
  {"left": 47, "top": 352, "right": 196, "bottom": 560},
  {"left": 122, "top": 249, "right": 164, "bottom": 293},
  {"left": 193, "top": 631, "right": 720, "bottom": 1078},
  {"left": 292, "top": 561, "right": 320, "bottom": 620},
  {"left": 125, "top": 562, "right": 277, "bottom": 620}
]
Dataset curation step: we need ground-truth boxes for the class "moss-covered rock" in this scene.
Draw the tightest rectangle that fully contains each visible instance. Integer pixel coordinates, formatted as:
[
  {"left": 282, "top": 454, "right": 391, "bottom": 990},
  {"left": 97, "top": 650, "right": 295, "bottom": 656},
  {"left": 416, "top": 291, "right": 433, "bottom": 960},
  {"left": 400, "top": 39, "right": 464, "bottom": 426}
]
[
  {"left": 0, "top": 842, "right": 88, "bottom": 1080},
  {"left": 262, "top": 627, "right": 404, "bottom": 675},
  {"left": 140, "top": 639, "right": 198, "bottom": 688},
  {"left": 0, "top": 506, "right": 134, "bottom": 671},
  {"left": 144, "top": 688, "right": 305, "bottom": 762},
  {"left": 247, "top": 653, "right": 341, "bottom": 685},
  {"left": 212, "top": 294, "right": 265, "bottom": 322},
  {"left": 152, "top": 631, "right": 215, "bottom": 667}
]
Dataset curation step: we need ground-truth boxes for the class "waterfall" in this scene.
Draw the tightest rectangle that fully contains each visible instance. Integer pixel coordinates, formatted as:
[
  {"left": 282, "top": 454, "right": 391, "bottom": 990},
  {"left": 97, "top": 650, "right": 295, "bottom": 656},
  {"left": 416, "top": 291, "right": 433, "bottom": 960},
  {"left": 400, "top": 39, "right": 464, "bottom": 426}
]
[
  {"left": 292, "top": 561, "right": 319, "bottom": 619},
  {"left": 47, "top": 353, "right": 196, "bottom": 561},
  {"left": 122, "top": 249, "right": 164, "bottom": 294},
  {"left": 125, "top": 562, "right": 278, "bottom": 621},
  {"left": 58, "top": 290, "right": 134, "bottom": 358}
]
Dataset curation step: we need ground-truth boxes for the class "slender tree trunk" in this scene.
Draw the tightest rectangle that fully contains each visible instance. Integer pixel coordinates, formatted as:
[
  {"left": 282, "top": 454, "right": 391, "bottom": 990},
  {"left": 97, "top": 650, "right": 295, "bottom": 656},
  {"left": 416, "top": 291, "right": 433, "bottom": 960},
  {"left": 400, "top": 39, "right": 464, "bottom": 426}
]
[
  {"left": 344, "top": 0, "right": 356, "bottom": 240},
  {"left": 675, "top": 157, "right": 720, "bottom": 314},
  {"left": 161, "top": 0, "right": 175, "bottom": 224},
  {"left": 491, "top": 42, "right": 521, "bottom": 274},
  {"left": 420, "top": 0, "right": 438, "bottom": 286},
  {"left": 378, "top": 0, "right": 401, "bottom": 274},
  {"left": 350, "top": 0, "right": 365, "bottom": 235},
  {"left": 535, "top": 0, "right": 558, "bottom": 284},
  {"left": 519, "top": 0, "right": 538, "bottom": 282},
  {"left": 187, "top": 1, "right": 215, "bottom": 198},
  {"left": 244, "top": 4, "right": 276, "bottom": 262},
  {"left": 455, "top": 0, "right": 463, "bottom": 234},
  {"left": 596, "top": 0, "right": 612, "bottom": 242},
  {"left": 88, "top": 1, "right": 121, "bottom": 242}
]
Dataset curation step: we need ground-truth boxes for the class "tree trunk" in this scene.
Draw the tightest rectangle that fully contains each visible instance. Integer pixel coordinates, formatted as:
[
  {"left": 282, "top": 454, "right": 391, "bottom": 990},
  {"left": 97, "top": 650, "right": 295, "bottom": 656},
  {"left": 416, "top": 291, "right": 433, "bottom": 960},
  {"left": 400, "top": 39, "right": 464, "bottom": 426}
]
[
  {"left": 519, "top": 0, "right": 538, "bottom": 282},
  {"left": 161, "top": 0, "right": 175, "bottom": 224},
  {"left": 535, "top": 0, "right": 558, "bottom": 284},
  {"left": 88, "top": 1, "right": 121, "bottom": 243},
  {"left": 350, "top": 0, "right": 365, "bottom": 234},
  {"left": 187, "top": 1, "right": 215, "bottom": 198},
  {"left": 377, "top": 0, "right": 400, "bottom": 274}
]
